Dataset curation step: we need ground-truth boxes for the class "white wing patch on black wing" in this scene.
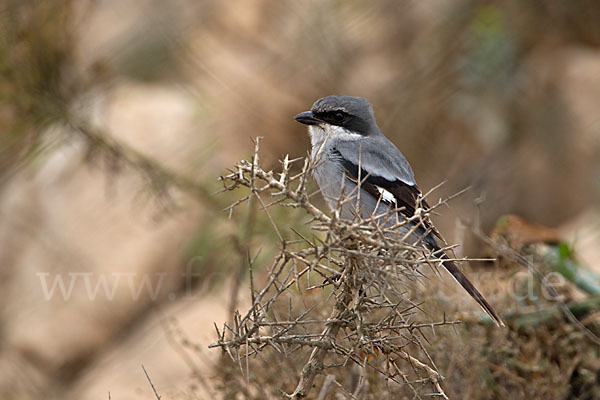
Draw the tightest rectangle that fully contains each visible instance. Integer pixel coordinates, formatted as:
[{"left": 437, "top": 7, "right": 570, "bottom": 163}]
[{"left": 376, "top": 186, "right": 396, "bottom": 205}]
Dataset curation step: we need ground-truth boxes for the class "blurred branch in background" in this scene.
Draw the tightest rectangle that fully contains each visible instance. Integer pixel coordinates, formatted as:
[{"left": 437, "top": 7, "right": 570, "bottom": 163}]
[
  {"left": 71, "top": 120, "right": 215, "bottom": 210},
  {"left": 0, "top": 0, "right": 82, "bottom": 182}
]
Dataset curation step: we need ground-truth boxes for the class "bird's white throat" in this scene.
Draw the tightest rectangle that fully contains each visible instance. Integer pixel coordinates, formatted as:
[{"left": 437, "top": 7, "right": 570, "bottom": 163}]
[{"left": 308, "top": 124, "right": 363, "bottom": 147}]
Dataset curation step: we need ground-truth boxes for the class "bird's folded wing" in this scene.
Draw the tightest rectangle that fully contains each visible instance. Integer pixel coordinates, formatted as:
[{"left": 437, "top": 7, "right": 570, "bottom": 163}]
[{"left": 331, "top": 139, "right": 426, "bottom": 222}]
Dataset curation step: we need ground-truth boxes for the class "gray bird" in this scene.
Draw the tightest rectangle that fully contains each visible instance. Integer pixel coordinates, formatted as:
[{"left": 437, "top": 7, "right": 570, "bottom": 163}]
[{"left": 294, "top": 95, "right": 504, "bottom": 327}]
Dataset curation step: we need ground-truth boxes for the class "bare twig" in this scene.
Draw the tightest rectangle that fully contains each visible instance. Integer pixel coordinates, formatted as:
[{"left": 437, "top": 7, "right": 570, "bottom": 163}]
[{"left": 142, "top": 365, "right": 162, "bottom": 400}]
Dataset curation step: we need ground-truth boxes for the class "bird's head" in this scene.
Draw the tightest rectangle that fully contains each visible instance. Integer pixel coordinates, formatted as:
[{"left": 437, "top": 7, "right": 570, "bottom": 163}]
[{"left": 294, "top": 96, "right": 380, "bottom": 142}]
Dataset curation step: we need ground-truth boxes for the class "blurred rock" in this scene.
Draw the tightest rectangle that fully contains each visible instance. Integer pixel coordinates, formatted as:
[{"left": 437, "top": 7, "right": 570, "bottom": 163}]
[
  {"left": 0, "top": 82, "right": 207, "bottom": 397},
  {"left": 559, "top": 210, "right": 600, "bottom": 275},
  {"left": 66, "top": 291, "right": 233, "bottom": 400},
  {"left": 491, "top": 214, "right": 562, "bottom": 251}
]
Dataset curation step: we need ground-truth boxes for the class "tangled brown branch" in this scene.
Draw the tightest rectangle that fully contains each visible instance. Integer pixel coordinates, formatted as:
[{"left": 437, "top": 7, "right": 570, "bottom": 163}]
[{"left": 210, "top": 138, "right": 463, "bottom": 399}]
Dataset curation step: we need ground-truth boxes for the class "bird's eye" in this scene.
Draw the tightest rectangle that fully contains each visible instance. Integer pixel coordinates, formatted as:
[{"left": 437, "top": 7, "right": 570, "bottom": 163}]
[{"left": 332, "top": 112, "right": 345, "bottom": 123}]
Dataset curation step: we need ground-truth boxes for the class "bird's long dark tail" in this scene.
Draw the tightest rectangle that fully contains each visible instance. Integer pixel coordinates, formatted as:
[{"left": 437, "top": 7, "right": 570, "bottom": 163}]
[{"left": 439, "top": 254, "right": 504, "bottom": 327}]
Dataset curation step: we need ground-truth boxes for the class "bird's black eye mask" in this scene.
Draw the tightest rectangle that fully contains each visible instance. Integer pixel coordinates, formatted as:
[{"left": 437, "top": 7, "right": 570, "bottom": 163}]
[
  {"left": 313, "top": 110, "right": 349, "bottom": 125},
  {"left": 313, "top": 110, "right": 370, "bottom": 134}
]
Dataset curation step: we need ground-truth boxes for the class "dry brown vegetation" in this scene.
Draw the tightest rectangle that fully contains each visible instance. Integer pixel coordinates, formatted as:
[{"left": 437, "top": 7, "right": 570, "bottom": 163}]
[
  {"left": 203, "top": 141, "right": 600, "bottom": 399},
  {"left": 212, "top": 140, "right": 462, "bottom": 398}
]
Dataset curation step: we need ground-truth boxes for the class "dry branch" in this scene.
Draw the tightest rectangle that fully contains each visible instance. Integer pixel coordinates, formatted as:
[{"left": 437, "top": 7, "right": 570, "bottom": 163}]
[{"left": 211, "top": 138, "right": 464, "bottom": 398}]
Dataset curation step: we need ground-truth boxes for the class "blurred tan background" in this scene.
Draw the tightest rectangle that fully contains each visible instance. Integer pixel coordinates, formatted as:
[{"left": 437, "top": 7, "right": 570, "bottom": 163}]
[{"left": 1, "top": 0, "right": 600, "bottom": 399}]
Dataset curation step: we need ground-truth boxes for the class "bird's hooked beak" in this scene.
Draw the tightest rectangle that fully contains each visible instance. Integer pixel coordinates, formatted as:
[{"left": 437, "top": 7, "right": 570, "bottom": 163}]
[{"left": 294, "top": 111, "right": 323, "bottom": 126}]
